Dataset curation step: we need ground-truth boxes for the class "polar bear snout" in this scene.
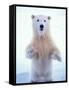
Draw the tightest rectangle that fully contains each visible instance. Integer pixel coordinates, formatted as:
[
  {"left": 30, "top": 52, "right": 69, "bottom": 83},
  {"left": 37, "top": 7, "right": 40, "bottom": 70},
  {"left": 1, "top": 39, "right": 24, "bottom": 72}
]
[{"left": 40, "top": 24, "right": 44, "bottom": 31}]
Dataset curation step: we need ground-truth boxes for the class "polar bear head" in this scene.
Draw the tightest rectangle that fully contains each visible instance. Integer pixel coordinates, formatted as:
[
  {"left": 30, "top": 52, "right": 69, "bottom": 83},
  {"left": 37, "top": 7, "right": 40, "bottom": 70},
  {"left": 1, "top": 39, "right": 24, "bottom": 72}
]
[{"left": 32, "top": 15, "right": 51, "bottom": 37}]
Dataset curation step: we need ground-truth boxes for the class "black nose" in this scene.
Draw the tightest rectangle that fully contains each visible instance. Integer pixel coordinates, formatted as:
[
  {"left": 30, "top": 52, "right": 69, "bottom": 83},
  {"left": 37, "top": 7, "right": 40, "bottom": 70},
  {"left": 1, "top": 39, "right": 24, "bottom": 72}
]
[
  {"left": 40, "top": 24, "right": 44, "bottom": 28},
  {"left": 40, "top": 24, "right": 44, "bottom": 31}
]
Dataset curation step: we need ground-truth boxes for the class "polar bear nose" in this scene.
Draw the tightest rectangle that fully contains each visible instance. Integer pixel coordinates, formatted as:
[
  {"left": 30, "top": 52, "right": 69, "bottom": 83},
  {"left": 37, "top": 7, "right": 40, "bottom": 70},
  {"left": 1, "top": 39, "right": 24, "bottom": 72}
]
[
  {"left": 40, "top": 24, "right": 44, "bottom": 28},
  {"left": 40, "top": 24, "right": 44, "bottom": 31}
]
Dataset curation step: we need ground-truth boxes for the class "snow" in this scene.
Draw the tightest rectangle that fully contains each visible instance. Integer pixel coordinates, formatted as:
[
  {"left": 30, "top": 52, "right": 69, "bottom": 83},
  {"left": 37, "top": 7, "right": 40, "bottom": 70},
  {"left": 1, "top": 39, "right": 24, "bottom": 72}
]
[
  {"left": 16, "top": 56, "right": 66, "bottom": 83},
  {"left": 16, "top": 6, "right": 66, "bottom": 84}
]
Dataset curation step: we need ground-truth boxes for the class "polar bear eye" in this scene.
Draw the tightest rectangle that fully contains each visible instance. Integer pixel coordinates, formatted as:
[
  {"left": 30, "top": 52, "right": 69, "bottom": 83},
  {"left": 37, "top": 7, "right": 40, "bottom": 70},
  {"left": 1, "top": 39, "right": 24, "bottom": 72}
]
[
  {"left": 37, "top": 19, "right": 39, "bottom": 22},
  {"left": 44, "top": 20, "right": 46, "bottom": 22}
]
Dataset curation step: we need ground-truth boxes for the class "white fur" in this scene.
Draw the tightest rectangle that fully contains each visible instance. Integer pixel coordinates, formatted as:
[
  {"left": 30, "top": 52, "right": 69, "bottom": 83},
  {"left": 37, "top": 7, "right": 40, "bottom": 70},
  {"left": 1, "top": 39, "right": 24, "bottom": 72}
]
[
  {"left": 26, "top": 15, "right": 61, "bottom": 82},
  {"left": 31, "top": 58, "right": 52, "bottom": 82},
  {"left": 32, "top": 15, "right": 50, "bottom": 37}
]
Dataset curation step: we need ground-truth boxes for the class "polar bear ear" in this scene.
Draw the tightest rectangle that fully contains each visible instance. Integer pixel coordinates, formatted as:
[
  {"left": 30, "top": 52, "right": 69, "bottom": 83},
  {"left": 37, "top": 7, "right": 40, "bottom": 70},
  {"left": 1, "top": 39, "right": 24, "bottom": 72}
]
[
  {"left": 48, "top": 16, "right": 51, "bottom": 20},
  {"left": 32, "top": 15, "right": 35, "bottom": 19}
]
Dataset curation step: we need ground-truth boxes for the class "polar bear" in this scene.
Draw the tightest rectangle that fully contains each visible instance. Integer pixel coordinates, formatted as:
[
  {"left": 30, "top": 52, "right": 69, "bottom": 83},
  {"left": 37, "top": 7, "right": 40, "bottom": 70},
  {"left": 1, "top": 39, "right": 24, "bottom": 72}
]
[{"left": 26, "top": 15, "right": 61, "bottom": 82}]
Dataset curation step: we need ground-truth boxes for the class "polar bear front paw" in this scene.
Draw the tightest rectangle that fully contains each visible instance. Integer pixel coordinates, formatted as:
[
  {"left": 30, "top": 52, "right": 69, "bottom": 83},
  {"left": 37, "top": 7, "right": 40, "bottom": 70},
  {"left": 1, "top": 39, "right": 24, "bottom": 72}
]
[
  {"left": 26, "top": 46, "right": 38, "bottom": 59},
  {"left": 50, "top": 51, "right": 61, "bottom": 62}
]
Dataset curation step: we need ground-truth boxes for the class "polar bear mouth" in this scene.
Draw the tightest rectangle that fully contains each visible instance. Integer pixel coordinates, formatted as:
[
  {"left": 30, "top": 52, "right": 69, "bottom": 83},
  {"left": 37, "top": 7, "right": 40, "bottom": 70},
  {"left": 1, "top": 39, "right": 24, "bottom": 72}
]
[
  {"left": 40, "top": 28, "right": 43, "bottom": 31},
  {"left": 40, "top": 24, "right": 44, "bottom": 31}
]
